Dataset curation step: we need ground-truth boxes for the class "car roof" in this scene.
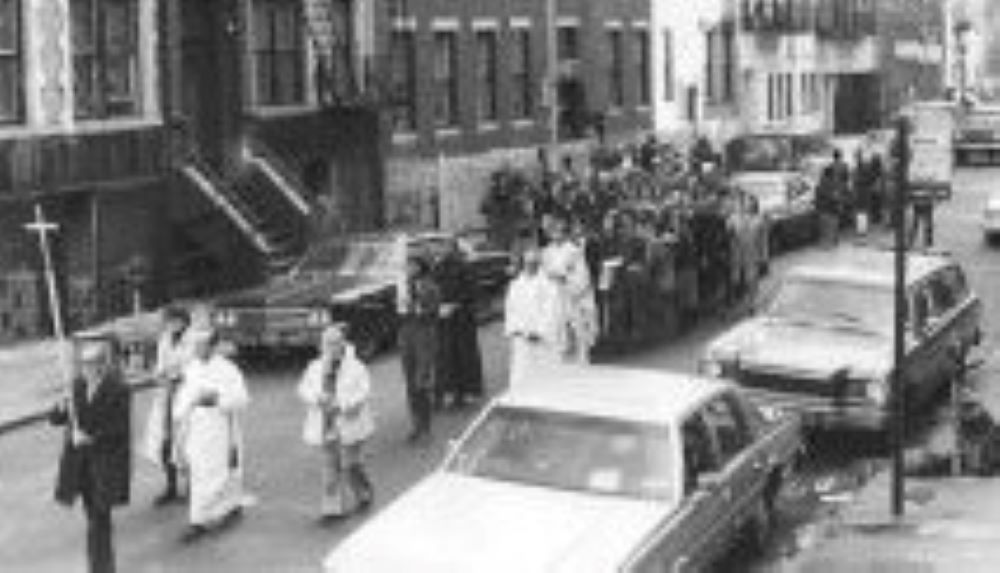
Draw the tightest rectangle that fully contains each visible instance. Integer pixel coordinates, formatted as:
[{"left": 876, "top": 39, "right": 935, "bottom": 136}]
[
  {"left": 497, "top": 367, "right": 730, "bottom": 426},
  {"left": 785, "top": 245, "right": 952, "bottom": 288}
]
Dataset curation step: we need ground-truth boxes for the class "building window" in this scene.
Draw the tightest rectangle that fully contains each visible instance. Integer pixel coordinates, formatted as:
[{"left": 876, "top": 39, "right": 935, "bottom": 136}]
[
  {"left": 635, "top": 29, "right": 650, "bottom": 106},
  {"left": 0, "top": 0, "right": 22, "bottom": 124},
  {"left": 71, "top": 0, "right": 140, "bottom": 119},
  {"left": 388, "top": 29, "right": 416, "bottom": 132},
  {"left": 607, "top": 29, "right": 624, "bottom": 108},
  {"left": 475, "top": 29, "right": 498, "bottom": 123},
  {"left": 767, "top": 74, "right": 776, "bottom": 120},
  {"left": 433, "top": 30, "right": 459, "bottom": 127},
  {"left": 557, "top": 25, "right": 580, "bottom": 62},
  {"left": 509, "top": 26, "right": 533, "bottom": 120},
  {"left": 706, "top": 23, "right": 736, "bottom": 104},
  {"left": 251, "top": 0, "right": 306, "bottom": 107},
  {"left": 785, "top": 72, "right": 794, "bottom": 116},
  {"left": 308, "top": 0, "right": 356, "bottom": 102},
  {"left": 662, "top": 29, "right": 674, "bottom": 103}
]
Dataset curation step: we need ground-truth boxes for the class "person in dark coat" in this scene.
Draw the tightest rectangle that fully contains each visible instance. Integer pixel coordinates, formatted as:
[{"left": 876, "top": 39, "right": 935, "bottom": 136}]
[
  {"left": 397, "top": 256, "right": 442, "bottom": 444},
  {"left": 50, "top": 335, "right": 131, "bottom": 573},
  {"left": 433, "top": 245, "right": 484, "bottom": 408}
]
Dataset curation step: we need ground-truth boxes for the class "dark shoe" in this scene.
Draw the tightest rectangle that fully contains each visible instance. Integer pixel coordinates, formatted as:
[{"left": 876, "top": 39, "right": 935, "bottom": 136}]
[
  {"left": 154, "top": 490, "right": 181, "bottom": 507},
  {"left": 318, "top": 513, "right": 349, "bottom": 526},
  {"left": 223, "top": 506, "right": 244, "bottom": 525},
  {"left": 180, "top": 525, "right": 208, "bottom": 544},
  {"left": 357, "top": 491, "right": 375, "bottom": 512}
]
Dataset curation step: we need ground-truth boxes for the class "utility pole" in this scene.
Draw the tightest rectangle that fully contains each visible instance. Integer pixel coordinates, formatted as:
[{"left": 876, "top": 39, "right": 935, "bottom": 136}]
[
  {"left": 545, "top": 0, "right": 559, "bottom": 166},
  {"left": 891, "top": 115, "right": 911, "bottom": 518}
]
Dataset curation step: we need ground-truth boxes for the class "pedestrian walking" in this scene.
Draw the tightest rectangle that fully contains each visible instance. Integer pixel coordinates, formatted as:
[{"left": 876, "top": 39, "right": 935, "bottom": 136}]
[
  {"left": 542, "top": 215, "right": 597, "bottom": 364},
  {"left": 433, "top": 244, "right": 484, "bottom": 408},
  {"left": 142, "top": 305, "right": 194, "bottom": 506},
  {"left": 298, "top": 325, "right": 375, "bottom": 522},
  {"left": 397, "top": 255, "right": 441, "bottom": 444},
  {"left": 173, "top": 330, "right": 249, "bottom": 542},
  {"left": 504, "top": 249, "right": 561, "bottom": 387},
  {"left": 816, "top": 150, "right": 849, "bottom": 246},
  {"left": 50, "top": 334, "right": 131, "bottom": 573},
  {"left": 853, "top": 149, "right": 872, "bottom": 235}
]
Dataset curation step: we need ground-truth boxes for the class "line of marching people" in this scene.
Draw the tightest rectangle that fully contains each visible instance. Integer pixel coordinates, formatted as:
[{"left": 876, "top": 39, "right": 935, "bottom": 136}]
[{"left": 48, "top": 249, "right": 488, "bottom": 573}]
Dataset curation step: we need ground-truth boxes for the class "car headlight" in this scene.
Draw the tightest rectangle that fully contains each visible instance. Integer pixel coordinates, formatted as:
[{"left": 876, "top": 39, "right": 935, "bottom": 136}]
[
  {"left": 699, "top": 355, "right": 739, "bottom": 379},
  {"left": 213, "top": 310, "right": 235, "bottom": 327}
]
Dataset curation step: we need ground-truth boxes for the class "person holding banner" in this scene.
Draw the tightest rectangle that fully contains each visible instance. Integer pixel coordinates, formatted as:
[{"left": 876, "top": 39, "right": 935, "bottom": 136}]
[
  {"left": 173, "top": 330, "right": 250, "bottom": 542},
  {"left": 49, "top": 335, "right": 131, "bottom": 573}
]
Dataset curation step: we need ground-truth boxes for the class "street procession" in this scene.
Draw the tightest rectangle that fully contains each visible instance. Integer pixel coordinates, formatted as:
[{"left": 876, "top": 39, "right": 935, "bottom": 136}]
[{"left": 5, "top": 0, "right": 1000, "bottom": 572}]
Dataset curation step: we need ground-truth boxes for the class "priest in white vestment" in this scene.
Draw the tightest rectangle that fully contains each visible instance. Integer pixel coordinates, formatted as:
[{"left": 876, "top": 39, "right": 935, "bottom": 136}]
[
  {"left": 542, "top": 219, "right": 598, "bottom": 364},
  {"left": 173, "top": 330, "right": 250, "bottom": 541},
  {"left": 504, "top": 249, "right": 561, "bottom": 387}
]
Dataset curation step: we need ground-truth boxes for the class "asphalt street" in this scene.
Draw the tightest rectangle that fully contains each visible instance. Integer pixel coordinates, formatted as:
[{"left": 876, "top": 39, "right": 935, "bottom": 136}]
[{"left": 1, "top": 167, "right": 999, "bottom": 572}]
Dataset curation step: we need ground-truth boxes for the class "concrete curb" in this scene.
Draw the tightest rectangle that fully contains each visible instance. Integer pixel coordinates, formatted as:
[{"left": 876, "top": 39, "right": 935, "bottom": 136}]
[{"left": 0, "top": 376, "right": 157, "bottom": 437}]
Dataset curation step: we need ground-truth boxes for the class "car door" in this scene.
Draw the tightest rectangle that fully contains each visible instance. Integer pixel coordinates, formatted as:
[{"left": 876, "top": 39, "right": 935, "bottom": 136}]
[
  {"left": 905, "top": 281, "right": 949, "bottom": 407},
  {"left": 699, "top": 394, "right": 765, "bottom": 549},
  {"left": 632, "top": 414, "right": 725, "bottom": 573}
]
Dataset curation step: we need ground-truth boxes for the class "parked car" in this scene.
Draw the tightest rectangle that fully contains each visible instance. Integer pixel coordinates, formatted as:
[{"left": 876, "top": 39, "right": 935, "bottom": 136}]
[
  {"left": 702, "top": 246, "right": 982, "bottom": 431},
  {"left": 984, "top": 191, "right": 1000, "bottom": 244},
  {"left": 211, "top": 230, "right": 512, "bottom": 357},
  {"left": 730, "top": 171, "right": 817, "bottom": 253},
  {"left": 322, "top": 367, "right": 803, "bottom": 573}
]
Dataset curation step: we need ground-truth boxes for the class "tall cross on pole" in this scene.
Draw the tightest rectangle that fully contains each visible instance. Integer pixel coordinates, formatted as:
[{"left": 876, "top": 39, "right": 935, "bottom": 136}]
[{"left": 24, "top": 203, "right": 76, "bottom": 428}]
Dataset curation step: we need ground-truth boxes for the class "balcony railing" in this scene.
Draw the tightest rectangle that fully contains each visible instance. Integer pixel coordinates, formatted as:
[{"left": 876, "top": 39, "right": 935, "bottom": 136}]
[{"left": 741, "top": 0, "right": 875, "bottom": 38}]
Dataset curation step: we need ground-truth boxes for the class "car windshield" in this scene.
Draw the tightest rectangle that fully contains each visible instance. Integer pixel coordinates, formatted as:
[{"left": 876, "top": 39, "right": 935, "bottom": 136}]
[
  {"left": 766, "top": 276, "right": 894, "bottom": 335},
  {"left": 297, "top": 239, "right": 400, "bottom": 278},
  {"left": 448, "top": 406, "right": 674, "bottom": 501}
]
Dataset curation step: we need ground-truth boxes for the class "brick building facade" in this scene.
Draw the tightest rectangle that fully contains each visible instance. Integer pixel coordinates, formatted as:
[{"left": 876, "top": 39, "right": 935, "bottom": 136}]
[{"left": 375, "top": 0, "right": 653, "bottom": 230}]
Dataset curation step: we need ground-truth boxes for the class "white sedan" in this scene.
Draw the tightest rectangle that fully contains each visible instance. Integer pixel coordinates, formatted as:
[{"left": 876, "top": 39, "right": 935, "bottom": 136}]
[{"left": 323, "top": 368, "right": 802, "bottom": 573}]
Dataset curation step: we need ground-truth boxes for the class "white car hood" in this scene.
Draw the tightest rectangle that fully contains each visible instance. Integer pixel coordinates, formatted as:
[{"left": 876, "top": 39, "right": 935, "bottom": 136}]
[
  {"left": 324, "top": 473, "right": 669, "bottom": 573},
  {"left": 710, "top": 317, "right": 891, "bottom": 378}
]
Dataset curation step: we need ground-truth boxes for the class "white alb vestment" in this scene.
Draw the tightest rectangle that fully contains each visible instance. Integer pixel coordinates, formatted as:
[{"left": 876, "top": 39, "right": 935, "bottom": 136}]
[
  {"left": 174, "top": 354, "right": 250, "bottom": 526},
  {"left": 142, "top": 330, "right": 194, "bottom": 465},
  {"left": 504, "top": 272, "right": 561, "bottom": 387},
  {"left": 542, "top": 240, "right": 598, "bottom": 363}
]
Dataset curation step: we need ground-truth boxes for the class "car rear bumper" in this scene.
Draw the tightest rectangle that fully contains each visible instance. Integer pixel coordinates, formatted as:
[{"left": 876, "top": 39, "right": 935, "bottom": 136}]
[
  {"left": 747, "top": 390, "right": 888, "bottom": 431},
  {"left": 983, "top": 216, "right": 1000, "bottom": 235}
]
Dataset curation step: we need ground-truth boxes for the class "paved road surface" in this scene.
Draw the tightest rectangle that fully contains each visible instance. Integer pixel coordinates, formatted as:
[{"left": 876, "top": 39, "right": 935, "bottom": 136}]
[{"left": 2, "top": 167, "right": 998, "bottom": 572}]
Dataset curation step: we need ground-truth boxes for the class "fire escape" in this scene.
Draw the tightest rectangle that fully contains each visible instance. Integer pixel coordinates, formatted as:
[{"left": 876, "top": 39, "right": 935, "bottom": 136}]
[{"left": 175, "top": 0, "right": 371, "bottom": 279}]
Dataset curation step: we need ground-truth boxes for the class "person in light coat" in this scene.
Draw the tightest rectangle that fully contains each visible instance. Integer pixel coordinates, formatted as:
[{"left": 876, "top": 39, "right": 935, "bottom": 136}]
[
  {"left": 298, "top": 325, "right": 375, "bottom": 522},
  {"left": 542, "top": 216, "right": 597, "bottom": 364},
  {"left": 505, "top": 249, "right": 561, "bottom": 387},
  {"left": 142, "top": 305, "right": 194, "bottom": 506},
  {"left": 173, "top": 330, "right": 249, "bottom": 542}
]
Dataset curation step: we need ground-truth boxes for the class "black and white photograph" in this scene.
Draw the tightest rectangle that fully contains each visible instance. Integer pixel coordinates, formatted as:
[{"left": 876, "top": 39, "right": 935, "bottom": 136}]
[{"left": 1, "top": 0, "right": 1000, "bottom": 571}]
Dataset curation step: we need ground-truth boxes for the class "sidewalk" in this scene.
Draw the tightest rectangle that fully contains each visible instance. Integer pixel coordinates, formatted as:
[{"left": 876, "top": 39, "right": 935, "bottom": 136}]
[
  {"left": 783, "top": 348, "right": 1000, "bottom": 572},
  {"left": 0, "top": 311, "right": 162, "bottom": 434}
]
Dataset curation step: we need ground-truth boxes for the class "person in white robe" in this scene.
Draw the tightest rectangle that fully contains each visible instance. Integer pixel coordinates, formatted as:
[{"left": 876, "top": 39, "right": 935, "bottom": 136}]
[
  {"left": 143, "top": 306, "right": 194, "bottom": 505},
  {"left": 504, "top": 249, "right": 561, "bottom": 387},
  {"left": 173, "top": 330, "right": 249, "bottom": 541},
  {"left": 298, "top": 325, "right": 375, "bottom": 522},
  {"left": 542, "top": 218, "right": 598, "bottom": 364}
]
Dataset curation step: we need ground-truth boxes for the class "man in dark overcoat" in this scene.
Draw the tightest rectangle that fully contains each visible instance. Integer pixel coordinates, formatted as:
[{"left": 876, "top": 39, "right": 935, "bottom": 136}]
[
  {"left": 433, "top": 245, "right": 484, "bottom": 408},
  {"left": 50, "top": 334, "right": 132, "bottom": 573},
  {"left": 398, "top": 256, "right": 442, "bottom": 443}
]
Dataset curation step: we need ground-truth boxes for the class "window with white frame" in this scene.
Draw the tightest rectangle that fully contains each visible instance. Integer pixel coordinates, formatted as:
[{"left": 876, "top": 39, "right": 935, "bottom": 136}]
[
  {"left": 635, "top": 28, "right": 650, "bottom": 106},
  {"left": 509, "top": 26, "right": 533, "bottom": 120},
  {"left": 72, "top": 0, "right": 140, "bottom": 119},
  {"left": 388, "top": 28, "right": 416, "bottom": 132},
  {"left": 475, "top": 28, "right": 499, "bottom": 123},
  {"left": 607, "top": 29, "right": 625, "bottom": 108},
  {"left": 0, "top": 0, "right": 22, "bottom": 124},
  {"left": 662, "top": 29, "right": 674, "bottom": 103},
  {"left": 251, "top": 0, "right": 307, "bottom": 107},
  {"left": 433, "top": 30, "right": 459, "bottom": 127}
]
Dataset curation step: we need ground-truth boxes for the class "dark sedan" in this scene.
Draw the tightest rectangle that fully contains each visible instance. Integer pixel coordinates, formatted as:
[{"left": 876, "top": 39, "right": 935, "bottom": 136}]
[{"left": 212, "top": 231, "right": 512, "bottom": 358}]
